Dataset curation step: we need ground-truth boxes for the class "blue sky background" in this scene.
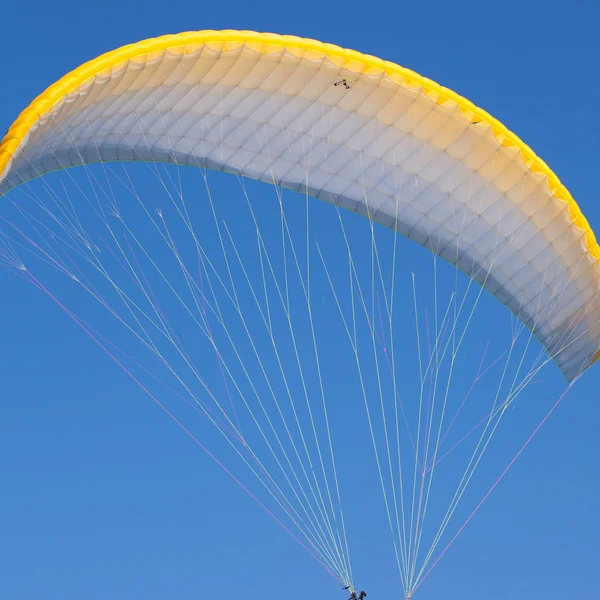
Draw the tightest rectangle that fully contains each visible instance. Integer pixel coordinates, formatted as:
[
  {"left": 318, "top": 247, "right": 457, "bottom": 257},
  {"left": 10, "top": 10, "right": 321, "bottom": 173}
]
[{"left": 1, "top": 1, "right": 599, "bottom": 599}]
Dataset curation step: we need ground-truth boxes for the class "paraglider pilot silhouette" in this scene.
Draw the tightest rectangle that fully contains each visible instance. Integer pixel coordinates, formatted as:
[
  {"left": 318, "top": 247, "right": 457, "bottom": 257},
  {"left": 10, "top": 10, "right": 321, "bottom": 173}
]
[{"left": 343, "top": 586, "right": 366, "bottom": 600}]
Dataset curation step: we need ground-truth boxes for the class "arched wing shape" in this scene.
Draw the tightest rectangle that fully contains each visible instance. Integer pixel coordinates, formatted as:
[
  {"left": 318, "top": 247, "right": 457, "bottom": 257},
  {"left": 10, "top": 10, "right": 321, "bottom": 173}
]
[{"left": 1, "top": 30, "right": 599, "bottom": 380}]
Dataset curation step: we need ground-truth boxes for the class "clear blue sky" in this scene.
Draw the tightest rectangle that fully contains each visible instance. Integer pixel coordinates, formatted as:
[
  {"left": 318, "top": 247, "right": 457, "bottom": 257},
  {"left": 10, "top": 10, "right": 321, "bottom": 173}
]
[{"left": 1, "top": 1, "right": 599, "bottom": 599}]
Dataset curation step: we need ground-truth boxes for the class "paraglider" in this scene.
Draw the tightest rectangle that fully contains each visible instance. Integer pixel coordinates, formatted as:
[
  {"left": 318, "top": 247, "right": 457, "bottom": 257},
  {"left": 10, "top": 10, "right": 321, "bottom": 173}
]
[
  {"left": 342, "top": 585, "right": 366, "bottom": 599},
  {"left": 0, "top": 30, "right": 598, "bottom": 598}
]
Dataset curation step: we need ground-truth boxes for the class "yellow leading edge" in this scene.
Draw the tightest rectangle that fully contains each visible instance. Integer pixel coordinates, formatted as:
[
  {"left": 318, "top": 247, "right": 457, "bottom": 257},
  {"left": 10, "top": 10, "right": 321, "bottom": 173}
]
[{"left": 1, "top": 29, "right": 597, "bottom": 260}]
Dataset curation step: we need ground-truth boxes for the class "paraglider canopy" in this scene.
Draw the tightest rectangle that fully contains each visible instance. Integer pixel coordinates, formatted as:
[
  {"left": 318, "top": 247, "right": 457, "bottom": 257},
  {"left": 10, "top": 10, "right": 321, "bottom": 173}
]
[{"left": 1, "top": 31, "right": 598, "bottom": 377}]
